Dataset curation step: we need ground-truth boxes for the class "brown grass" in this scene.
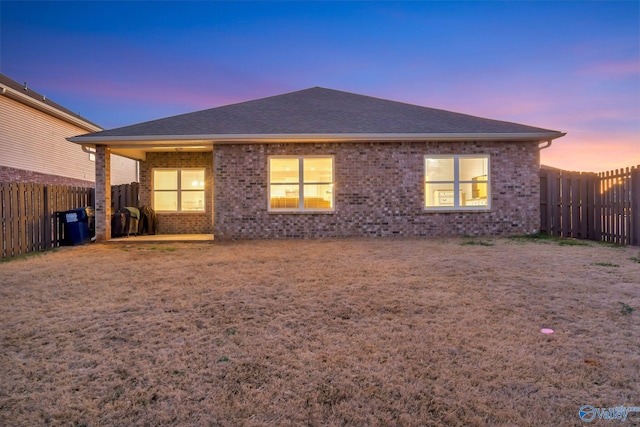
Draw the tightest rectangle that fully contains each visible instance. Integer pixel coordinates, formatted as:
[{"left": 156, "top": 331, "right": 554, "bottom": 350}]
[{"left": 1, "top": 237, "right": 639, "bottom": 426}]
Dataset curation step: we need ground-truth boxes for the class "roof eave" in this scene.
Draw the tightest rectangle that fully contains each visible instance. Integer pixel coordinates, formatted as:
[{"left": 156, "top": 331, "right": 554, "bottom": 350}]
[
  {"left": 1, "top": 83, "right": 102, "bottom": 133},
  {"left": 68, "top": 132, "right": 566, "bottom": 146}
]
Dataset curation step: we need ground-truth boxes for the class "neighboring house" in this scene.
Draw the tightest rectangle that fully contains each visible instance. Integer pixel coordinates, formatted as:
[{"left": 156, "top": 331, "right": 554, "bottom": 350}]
[
  {"left": 0, "top": 73, "right": 137, "bottom": 187},
  {"left": 69, "top": 87, "right": 565, "bottom": 241}
]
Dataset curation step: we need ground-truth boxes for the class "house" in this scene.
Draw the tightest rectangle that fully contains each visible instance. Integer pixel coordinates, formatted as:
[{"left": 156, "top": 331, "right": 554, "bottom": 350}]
[
  {"left": 0, "top": 73, "right": 137, "bottom": 187},
  {"left": 68, "top": 87, "right": 565, "bottom": 241}
]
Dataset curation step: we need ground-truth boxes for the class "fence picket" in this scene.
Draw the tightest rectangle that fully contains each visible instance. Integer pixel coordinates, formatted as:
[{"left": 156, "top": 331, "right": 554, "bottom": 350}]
[
  {"left": 540, "top": 169, "right": 550, "bottom": 234},
  {"left": 42, "top": 185, "right": 51, "bottom": 249},
  {"left": 560, "top": 174, "right": 570, "bottom": 237},
  {"left": 25, "top": 183, "right": 34, "bottom": 252},
  {"left": 593, "top": 173, "right": 602, "bottom": 241},
  {"left": 573, "top": 172, "right": 581, "bottom": 237},
  {"left": 51, "top": 185, "right": 60, "bottom": 246},
  {"left": 624, "top": 167, "right": 631, "bottom": 245},
  {"left": 10, "top": 183, "right": 19, "bottom": 256},
  {"left": 604, "top": 171, "right": 610, "bottom": 242},
  {"left": 549, "top": 171, "right": 560, "bottom": 235},
  {"left": 579, "top": 174, "right": 587, "bottom": 239}
]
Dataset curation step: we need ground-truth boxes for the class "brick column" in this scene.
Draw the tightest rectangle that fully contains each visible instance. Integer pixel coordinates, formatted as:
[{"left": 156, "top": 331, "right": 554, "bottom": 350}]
[{"left": 95, "top": 145, "right": 111, "bottom": 241}]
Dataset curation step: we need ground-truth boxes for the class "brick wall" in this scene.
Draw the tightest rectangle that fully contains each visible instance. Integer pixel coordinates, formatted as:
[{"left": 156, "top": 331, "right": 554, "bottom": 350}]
[
  {"left": 0, "top": 165, "right": 94, "bottom": 187},
  {"left": 213, "top": 141, "right": 541, "bottom": 239},
  {"left": 139, "top": 152, "right": 213, "bottom": 234}
]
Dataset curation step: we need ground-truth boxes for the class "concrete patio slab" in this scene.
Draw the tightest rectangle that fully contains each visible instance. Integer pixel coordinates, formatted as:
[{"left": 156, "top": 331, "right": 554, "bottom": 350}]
[{"left": 107, "top": 234, "right": 214, "bottom": 243}]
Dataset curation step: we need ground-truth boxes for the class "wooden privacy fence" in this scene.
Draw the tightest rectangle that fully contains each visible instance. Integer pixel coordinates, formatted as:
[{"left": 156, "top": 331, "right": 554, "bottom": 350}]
[
  {"left": 1, "top": 182, "right": 140, "bottom": 259},
  {"left": 540, "top": 166, "right": 640, "bottom": 246},
  {"left": 1, "top": 183, "right": 94, "bottom": 259},
  {"left": 111, "top": 182, "right": 139, "bottom": 213}
]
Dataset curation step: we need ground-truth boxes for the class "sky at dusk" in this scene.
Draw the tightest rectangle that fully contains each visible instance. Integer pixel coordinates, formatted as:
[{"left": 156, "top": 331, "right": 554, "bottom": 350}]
[{"left": 1, "top": 1, "right": 638, "bottom": 172}]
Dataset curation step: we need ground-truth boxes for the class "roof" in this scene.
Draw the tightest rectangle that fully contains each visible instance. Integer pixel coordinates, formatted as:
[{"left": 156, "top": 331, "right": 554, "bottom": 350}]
[
  {"left": 69, "top": 87, "right": 564, "bottom": 151},
  {"left": 0, "top": 73, "right": 102, "bottom": 132}
]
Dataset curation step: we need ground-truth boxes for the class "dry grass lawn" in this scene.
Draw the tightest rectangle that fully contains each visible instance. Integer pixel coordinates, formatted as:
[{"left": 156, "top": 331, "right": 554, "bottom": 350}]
[{"left": 1, "top": 236, "right": 639, "bottom": 426}]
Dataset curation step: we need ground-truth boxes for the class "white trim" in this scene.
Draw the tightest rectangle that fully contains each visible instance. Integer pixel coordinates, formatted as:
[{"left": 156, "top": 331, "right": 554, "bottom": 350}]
[
  {"left": 424, "top": 154, "right": 491, "bottom": 211},
  {"left": 0, "top": 83, "right": 102, "bottom": 132},
  {"left": 268, "top": 155, "right": 335, "bottom": 213},
  {"left": 152, "top": 168, "right": 206, "bottom": 213}
]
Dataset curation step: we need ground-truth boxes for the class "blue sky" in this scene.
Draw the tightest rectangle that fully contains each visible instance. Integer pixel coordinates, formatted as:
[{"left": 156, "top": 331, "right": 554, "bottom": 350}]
[{"left": 1, "top": 1, "right": 638, "bottom": 172}]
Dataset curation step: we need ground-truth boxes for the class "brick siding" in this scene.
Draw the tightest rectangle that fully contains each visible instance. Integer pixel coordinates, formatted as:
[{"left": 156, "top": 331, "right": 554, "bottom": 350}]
[
  {"left": 139, "top": 152, "right": 213, "bottom": 234},
  {"left": 94, "top": 146, "right": 111, "bottom": 241},
  {"left": 212, "top": 141, "right": 540, "bottom": 239},
  {"left": 0, "top": 165, "right": 94, "bottom": 187}
]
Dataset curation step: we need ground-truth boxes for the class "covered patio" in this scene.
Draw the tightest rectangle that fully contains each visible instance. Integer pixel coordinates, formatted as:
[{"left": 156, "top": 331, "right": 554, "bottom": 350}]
[{"left": 74, "top": 144, "right": 215, "bottom": 242}]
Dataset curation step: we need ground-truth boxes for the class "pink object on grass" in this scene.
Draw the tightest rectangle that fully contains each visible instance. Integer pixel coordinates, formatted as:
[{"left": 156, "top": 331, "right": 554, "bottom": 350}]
[{"left": 540, "top": 328, "right": 554, "bottom": 334}]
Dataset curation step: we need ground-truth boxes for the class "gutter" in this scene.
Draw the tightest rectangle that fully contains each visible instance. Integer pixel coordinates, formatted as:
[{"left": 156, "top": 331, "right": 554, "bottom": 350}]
[
  {"left": 538, "top": 140, "right": 554, "bottom": 150},
  {"left": 68, "top": 131, "right": 567, "bottom": 146},
  {"left": 0, "top": 83, "right": 102, "bottom": 133}
]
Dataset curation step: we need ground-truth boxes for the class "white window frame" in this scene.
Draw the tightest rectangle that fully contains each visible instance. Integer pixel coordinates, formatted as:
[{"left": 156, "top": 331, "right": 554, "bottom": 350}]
[
  {"left": 424, "top": 155, "right": 491, "bottom": 211},
  {"left": 152, "top": 168, "right": 206, "bottom": 213},
  {"left": 268, "top": 155, "right": 335, "bottom": 213}
]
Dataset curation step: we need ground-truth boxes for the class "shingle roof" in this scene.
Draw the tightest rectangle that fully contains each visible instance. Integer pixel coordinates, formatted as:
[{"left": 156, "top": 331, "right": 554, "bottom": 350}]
[
  {"left": 0, "top": 73, "right": 101, "bottom": 130},
  {"left": 73, "top": 87, "right": 562, "bottom": 141}
]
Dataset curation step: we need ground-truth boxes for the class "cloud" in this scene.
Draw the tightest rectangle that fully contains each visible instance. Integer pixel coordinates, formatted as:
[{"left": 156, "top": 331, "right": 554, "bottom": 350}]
[{"left": 581, "top": 59, "right": 640, "bottom": 79}]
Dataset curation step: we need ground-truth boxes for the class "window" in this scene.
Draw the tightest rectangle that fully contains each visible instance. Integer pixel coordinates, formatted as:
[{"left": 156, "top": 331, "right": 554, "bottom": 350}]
[
  {"left": 425, "top": 155, "right": 490, "bottom": 209},
  {"left": 153, "top": 169, "right": 205, "bottom": 212},
  {"left": 269, "top": 156, "right": 334, "bottom": 212}
]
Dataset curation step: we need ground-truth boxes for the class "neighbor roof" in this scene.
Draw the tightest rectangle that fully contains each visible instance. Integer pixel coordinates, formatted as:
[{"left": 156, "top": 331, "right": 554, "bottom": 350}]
[
  {"left": 0, "top": 73, "right": 102, "bottom": 132},
  {"left": 70, "top": 87, "right": 564, "bottom": 144}
]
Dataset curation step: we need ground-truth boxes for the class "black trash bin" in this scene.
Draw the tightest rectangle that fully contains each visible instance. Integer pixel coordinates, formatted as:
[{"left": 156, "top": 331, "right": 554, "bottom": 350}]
[{"left": 59, "top": 207, "right": 94, "bottom": 245}]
